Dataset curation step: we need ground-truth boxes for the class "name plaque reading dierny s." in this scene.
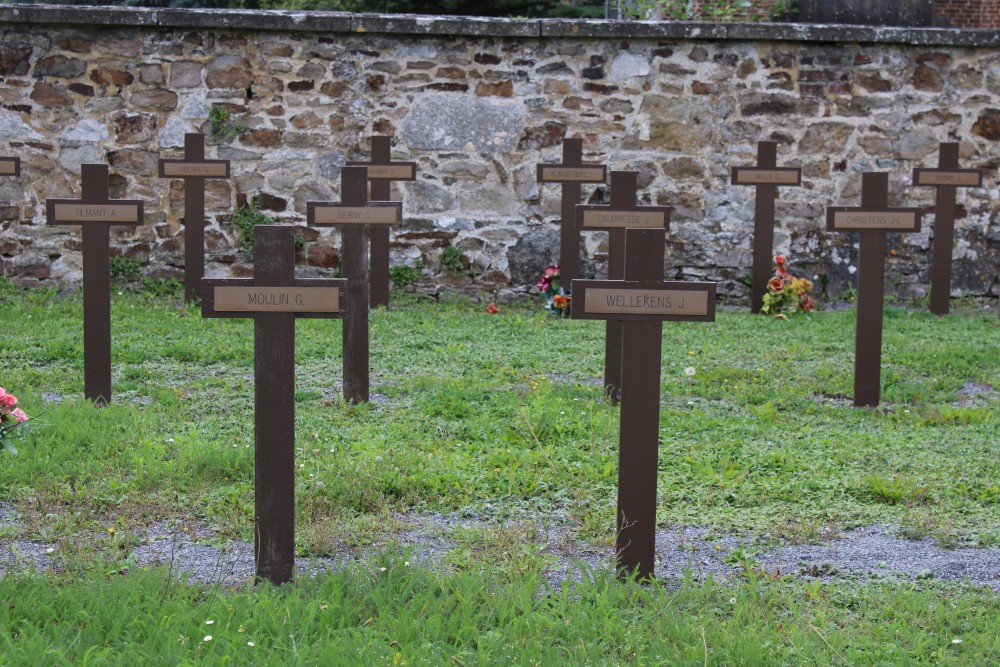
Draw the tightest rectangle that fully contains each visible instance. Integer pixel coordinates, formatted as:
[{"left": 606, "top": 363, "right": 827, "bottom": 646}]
[
  {"left": 585, "top": 288, "right": 710, "bottom": 317},
  {"left": 913, "top": 170, "right": 983, "bottom": 187},
  {"left": 731, "top": 168, "right": 801, "bottom": 186},
  {"left": 214, "top": 287, "right": 340, "bottom": 313},
  {"left": 538, "top": 165, "right": 607, "bottom": 183},
  {"left": 52, "top": 203, "right": 141, "bottom": 223},
  {"left": 311, "top": 206, "right": 399, "bottom": 225},
  {"left": 0, "top": 158, "right": 18, "bottom": 176},
  {"left": 365, "top": 164, "right": 416, "bottom": 180},
  {"left": 581, "top": 210, "right": 666, "bottom": 229},
  {"left": 829, "top": 209, "right": 920, "bottom": 232},
  {"left": 160, "top": 163, "right": 230, "bottom": 178}
]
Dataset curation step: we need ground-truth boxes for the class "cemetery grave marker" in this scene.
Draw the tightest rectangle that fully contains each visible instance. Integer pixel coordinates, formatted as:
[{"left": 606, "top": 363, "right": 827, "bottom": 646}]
[
  {"left": 308, "top": 166, "right": 401, "bottom": 403},
  {"left": 46, "top": 164, "right": 143, "bottom": 406},
  {"left": 575, "top": 171, "right": 671, "bottom": 401},
  {"left": 731, "top": 141, "right": 802, "bottom": 313},
  {"left": 202, "top": 225, "right": 346, "bottom": 585},
  {"left": 347, "top": 136, "right": 417, "bottom": 308},
  {"left": 912, "top": 142, "right": 983, "bottom": 316},
  {"left": 826, "top": 172, "right": 922, "bottom": 408},
  {"left": 536, "top": 138, "right": 608, "bottom": 286},
  {"left": 0, "top": 157, "right": 20, "bottom": 176},
  {"left": 572, "top": 227, "right": 716, "bottom": 580},
  {"left": 158, "top": 133, "right": 231, "bottom": 303}
]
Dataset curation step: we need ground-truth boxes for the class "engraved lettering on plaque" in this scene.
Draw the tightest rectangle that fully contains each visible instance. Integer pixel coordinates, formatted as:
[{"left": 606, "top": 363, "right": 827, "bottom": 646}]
[
  {"left": 538, "top": 166, "right": 607, "bottom": 183},
  {"left": 365, "top": 165, "right": 415, "bottom": 180},
  {"left": 732, "top": 168, "right": 801, "bottom": 186},
  {"left": 53, "top": 203, "right": 141, "bottom": 223},
  {"left": 581, "top": 210, "right": 665, "bottom": 229},
  {"left": 914, "top": 171, "right": 982, "bottom": 187},
  {"left": 214, "top": 287, "right": 340, "bottom": 313},
  {"left": 585, "top": 288, "right": 710, "bottom": 316},
  {"left": 312, "top": 206, "right": 398, "bottom": 225},
  {"left": 831, "top": 210, "right": 919, "bottom": 232},
  {"left": 161, "top": 163, "right": 229, "bottom": 178}
]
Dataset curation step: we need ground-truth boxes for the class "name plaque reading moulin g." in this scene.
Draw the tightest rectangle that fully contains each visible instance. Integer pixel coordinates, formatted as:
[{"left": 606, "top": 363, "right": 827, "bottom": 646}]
[
  {"left": 214, "top": 287, "right": 340, "bottom": 313},
  {"left": 731, "top": 168, "right": 802, "bottom": 186},
  {"left": 0, "top": 157, "right": 19, "bottom": 176},
  {"left": 914, "top": 170, "right": 982, "bottom": 187}
]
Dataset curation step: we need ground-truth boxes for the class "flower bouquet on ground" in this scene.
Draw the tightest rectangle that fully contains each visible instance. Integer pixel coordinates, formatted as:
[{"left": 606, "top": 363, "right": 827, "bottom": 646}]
[
  {"left": 760, "top": 255, "right": 814, "bottom": 318},
  {"left": 536, "top": 264, "right": 571, "bottom": 318},
  {"left": 0, "top": 386, "right": 29, "bottom": 455}
]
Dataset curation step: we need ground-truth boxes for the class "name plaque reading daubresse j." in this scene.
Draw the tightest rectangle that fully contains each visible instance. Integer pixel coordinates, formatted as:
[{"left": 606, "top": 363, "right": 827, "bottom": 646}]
[
  {"left": 311, "top": 206, "right": 399, "bottom": 225},
  {"left": 913, "top": 170, "right": 982, "bottom": 187},
  {"left": 214, "top": 287, "right": 340, "bottom": 313},
  {"left": 585, "top": 288, "right": 710, "bottom": 317},
  {"left": 0, "top": 159, "right": 18, "bottom": 176},
  {"left": 581, "top": 210, "right": 666, "bottom": 229},
  {"left": 829, "top": 210, "right": 920, "bottom": 232},
  {"left": 731, "top": 168, "right": 801, "bottom": 186},
  {"left": 52, "top": 204, "right": 141, "bottom": 223},
  {"left": 160, "top": 163, "right": 229, "bottom": 178},
  {"left": 538, "top": 166, "right": 607, "bottom": 183}
]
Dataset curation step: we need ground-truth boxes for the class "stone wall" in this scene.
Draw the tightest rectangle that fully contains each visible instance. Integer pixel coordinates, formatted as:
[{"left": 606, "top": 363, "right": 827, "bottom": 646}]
[{"left": 0, "top": 7, "right": 998, "bottom": 303}]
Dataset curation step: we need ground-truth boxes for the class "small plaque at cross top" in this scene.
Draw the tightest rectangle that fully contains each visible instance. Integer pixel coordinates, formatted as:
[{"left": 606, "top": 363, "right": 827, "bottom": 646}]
[{"left": 0, "top": 157, "right": 19, "bottom": 176}]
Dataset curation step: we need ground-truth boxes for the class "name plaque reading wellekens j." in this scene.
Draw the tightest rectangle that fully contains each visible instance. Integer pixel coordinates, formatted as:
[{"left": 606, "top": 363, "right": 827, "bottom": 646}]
[
  {"left": 581, "top": 210, "right": 666, "bottom": 229},
  {"left": 828, "top": 209, "right": 920, "bottom": 232},
  {"left": 365, "top": 164, "right": 416, "bottom": 180},
  {"left": 538, "top": 165, "right": 607, "bottom": 183},
  {"left": 214, "top": 287, "right": 340, "bottom": 313},
  {"left": 585, "top": 288, "right": 710, "bottom": 317},
  {"left": 160, "top": 162, "right": 230, "bottom": 178},
  {"left": 52, "top": 203, "right": 141, "bottom": 223},
  {"left": 731, "top": 168, "right": 801, "bottom": 186},
  {"left": 913, "top": 170, "right": 982, "bottom": 188},
  {"left": 0, "top": 158, "right": 19, "bottom": 176},
  {"left": 311, "top": 206, "right": 399, "bottom": 225}
]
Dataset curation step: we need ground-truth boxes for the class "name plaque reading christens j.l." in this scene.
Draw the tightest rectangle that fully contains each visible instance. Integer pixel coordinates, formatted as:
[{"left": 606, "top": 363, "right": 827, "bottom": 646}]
[
  {"left": 308, "top": 205, "right": 400, "bottom": 225},
  {"left": 0, "top": 158, "right": 19, "bottom": 176},
  {"left": 537, "top": 165, "right": 608, "bottom": 183},
  {"left": 50, "top": 203, "right": 142, "bottom": 223},
  {"left": 214, "top": 287, "right": 340, "bottom": 313},
  {"left": 731, "top": 168, "right": 802, "bottom": 186},
  {"left": 581, "top": 210, "right": 667, "bottom": 229},
  {"left": 828, "top": 209, "right": 921, "bottom": 232},
  {"left": 160, "top": 162, "right": 230, "bottom": 178}
]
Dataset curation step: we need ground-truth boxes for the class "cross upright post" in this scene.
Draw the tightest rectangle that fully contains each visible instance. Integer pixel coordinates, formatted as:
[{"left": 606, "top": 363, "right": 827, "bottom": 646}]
[
  {"left": 46, "top": 164, "right": 144, "bottom": 405},
  {"left": 0, "top": 157, "right": 20, "bottom": 177},
  {"left": 536, "top": 138, "right": 607, "bottom": 286},
  {"left": 573, "top": 229, "right": 716, "bottom": 580},
  {"left": 158, "top": 133, "right": 231, "bottom": 302},
  {"left": 202, "top": 225, "right": 346, "bottom": 585},
  {"left": 347, "top": 136, "right": 417, "bottom": 309},
  {"left": 308, "top": 166, "right": 401, "bottom": 403},
  {"left": 576, "top": 171, "right": 671, "bottom": 402},
  {"left": 827, "top": 172, "right": 922, "bottom": 408},
  {"left": 731, "top": 141, "right": 802, "bottom": 313},
  {"left": 912, "top": 142, "right": 983, "bottom": 316}
]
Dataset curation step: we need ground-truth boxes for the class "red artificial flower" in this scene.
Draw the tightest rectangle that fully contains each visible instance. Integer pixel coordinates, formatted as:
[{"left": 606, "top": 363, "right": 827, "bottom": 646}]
[
  {"left": 774, "top": 254, "right": 786, "bottom": 266},
  {"left": 553, "top": 295, "right": 571, "bottom": 310},
  {"left": 486, "top": 303, "right": 499, "bottom": 314},
  {"left": 800, "top": 296, "right": 814, "bottom": 312},
  {"left": 768, "top": 276, "right": 785, "bottom": 292}
]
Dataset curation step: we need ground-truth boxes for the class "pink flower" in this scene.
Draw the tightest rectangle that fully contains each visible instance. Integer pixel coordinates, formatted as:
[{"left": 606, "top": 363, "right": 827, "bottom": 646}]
[
  {"left": 768, "top": 277, "right": 785, "bottom": 292},
  {"left": 0, "top": 393, "right": 16, "bottom": 409},
  {"left": 774, "top": 255, "right": 786, "bottom": 266},
  {"left": 9, "top": 408, "right": 27, "bottom": 424}
]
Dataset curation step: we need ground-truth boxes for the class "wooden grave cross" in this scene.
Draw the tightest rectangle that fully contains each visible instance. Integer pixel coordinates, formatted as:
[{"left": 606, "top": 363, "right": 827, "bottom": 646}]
[
  {"left": 826, "top": 172, "right": 922, "bottom": 408},
  {"left": 536, "top": 137, "right": 608, "bottom": 286},
  {"left": 912, "top": 142, "right": 983, "bottom": 316},
  {"left": 731, "top": 141, "right": 802, "bottom": 313},
  {"left": 307, "top": 166, "right": 401, "bottom": 403},
  {"left": 576, "top": 171, "right": 672, "bottom": 402},
  {"left": 158, "top": 133, "right": 231, "bottom": 302},
  {"left": 347, "top": 136, "right": 417, "bottom": 308},
  {"left": 201, "top": 225, "right": 346, "bottom": 585},
  {"left": 0, "top": 156, "right": 20, "bottom": 177},
  {"left": 572, "top": 227, "right": 716, "bottom": 580},
  {"left": 46, "top": 164, "right": 144, "bottom": 405}
]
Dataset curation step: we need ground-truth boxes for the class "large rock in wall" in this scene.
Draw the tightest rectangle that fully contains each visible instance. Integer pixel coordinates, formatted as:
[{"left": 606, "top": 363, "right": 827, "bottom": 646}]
[{"left": 0, "top": 7, "right": 998, "bottom": 303}]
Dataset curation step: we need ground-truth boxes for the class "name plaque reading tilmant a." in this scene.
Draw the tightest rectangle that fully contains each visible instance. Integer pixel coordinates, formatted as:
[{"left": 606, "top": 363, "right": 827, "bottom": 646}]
[
  {"left": 214, "top": 287, "right": 340, "bottom": 313},
  {"left": 827, "top": 208, "right": 921, "bottom": 232},
  {"left": 913, "top": 170, "right": 983, "bottom": 188},
  {"left": 537, "top": 165, "right": 607, "bottom": 183},
  {"left": 731, "top": 168, "right": 801, "bottom": 186},
  {"left": 160, "top": 162, "right": 230, "bottom": 178},
  {"left": 0, "top": 158, "right": 19, "bottom": 176},
  {"left": 51, "top": 203, "right": 141, "bottom": 223},
  {"left": 581, "top": 210, "right": 666, "bottom": 229}
]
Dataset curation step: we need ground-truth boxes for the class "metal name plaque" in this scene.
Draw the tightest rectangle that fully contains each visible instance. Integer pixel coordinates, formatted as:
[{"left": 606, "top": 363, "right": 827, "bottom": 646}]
[
  {"left": 573, "top": 280, "right": 716, "bottom": 322},
  {"left": 52, "top": 203, "right": 141, "bottom": 223},
  {"left": 160, "top": 162, "right": 230, "bottom": 178},
  {"left": 581, "top": 210, "right": 666, "bottom": 229},
  {"left": 827, "top": 208, "right": 921, "bottom": 232},
  {"left": 537, "top": 165, "right": 607, "bottom": 183},
  {"left": 214, "top": 286, "right": 340, "bottom": 313},
  {"left": 310, "top": 206, "right": 399, "bottom": 225},
  {"left": 365, "top": 164, "right": 416, "bottom": 180},
  {"left": 0, "top": 158, "right": 19, "bottom": 176},
  {"left": 731, "top": 168, "right": 801, "bottom": 186},
  {"left": 913, "top": 169, "right": 982, "bottom": 188}
]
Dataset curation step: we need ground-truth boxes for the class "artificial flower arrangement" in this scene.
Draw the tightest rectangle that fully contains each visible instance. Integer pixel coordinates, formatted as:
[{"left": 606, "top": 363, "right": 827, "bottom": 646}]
[
  {"left": 0, "top": 386, "right": 29, "bottom": 455},
  {"left": 536, "top": 264, "right": 571, "bottom": 317},
  {"left": 760, "top": 255, "right": 814, "bottom": 317}
]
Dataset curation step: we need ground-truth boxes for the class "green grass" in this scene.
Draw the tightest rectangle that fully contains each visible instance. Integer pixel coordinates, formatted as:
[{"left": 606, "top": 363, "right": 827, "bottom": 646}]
[{"left": 1, "top": 281, "right": 998, "bottom": 661}]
